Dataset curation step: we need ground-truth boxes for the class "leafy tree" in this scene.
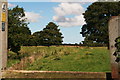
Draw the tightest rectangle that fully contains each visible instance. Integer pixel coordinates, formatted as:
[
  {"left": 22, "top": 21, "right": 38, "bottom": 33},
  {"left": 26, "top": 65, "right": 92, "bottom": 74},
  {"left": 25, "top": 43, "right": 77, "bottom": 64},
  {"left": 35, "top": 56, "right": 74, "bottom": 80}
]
[
  {"left": 8, "top": 6, "right": 31, "bottom": 54},
  {"left": 80, "top": 2, "right": 120, "bottom": 47},
  {"left": 33, "top": 22, "right": 63, "bottom": 46},
  {"left": 32, "top": 31, "right": 43, "bottom": 46}
]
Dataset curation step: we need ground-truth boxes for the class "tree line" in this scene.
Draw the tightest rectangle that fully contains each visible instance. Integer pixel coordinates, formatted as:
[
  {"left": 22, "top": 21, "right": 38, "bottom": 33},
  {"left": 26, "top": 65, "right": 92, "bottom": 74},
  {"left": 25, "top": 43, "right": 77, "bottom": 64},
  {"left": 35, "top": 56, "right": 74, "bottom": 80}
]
[
  {"left": 8, "top": 6, "right": 63, "bottom": 54},
  {"left": 81, "top": 2, "right": 120, "bottom": 48},
  {"left": 8, "top": 2, "right": 120, "bottom": 54}
]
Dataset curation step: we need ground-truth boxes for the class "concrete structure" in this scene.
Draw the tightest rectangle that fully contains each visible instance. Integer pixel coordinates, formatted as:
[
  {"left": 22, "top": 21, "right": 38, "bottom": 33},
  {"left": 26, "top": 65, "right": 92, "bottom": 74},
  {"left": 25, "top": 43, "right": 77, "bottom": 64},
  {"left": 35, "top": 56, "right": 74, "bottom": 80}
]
[
  {"left": 0, "top": 0, "right": 8, "bottom": 70},
  {"left": 109, "top": 16, "right": 120, "bottom": 79},
  {"left": 2, "top": 70, "right": 106, "bottom": 79}
]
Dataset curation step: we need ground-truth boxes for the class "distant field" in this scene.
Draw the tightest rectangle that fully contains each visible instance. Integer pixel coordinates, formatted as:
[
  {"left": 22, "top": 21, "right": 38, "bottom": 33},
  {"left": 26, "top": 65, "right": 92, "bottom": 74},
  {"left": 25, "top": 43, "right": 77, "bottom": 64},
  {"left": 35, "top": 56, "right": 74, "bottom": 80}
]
[{"left": 7, "top": 46, "right": 111, "bottom": 72}]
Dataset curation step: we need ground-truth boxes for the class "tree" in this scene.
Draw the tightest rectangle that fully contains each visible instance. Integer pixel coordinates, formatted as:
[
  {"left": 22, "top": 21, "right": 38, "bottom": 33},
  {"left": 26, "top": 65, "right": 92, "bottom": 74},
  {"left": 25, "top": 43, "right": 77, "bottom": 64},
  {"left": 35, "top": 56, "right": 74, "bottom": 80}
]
[
  {"left": 80, "top": 2, "right": 120, "bottom": 47},
  {"left": 8, "top": 6, "right": 31, "bottom": 53},
  {"left": 32, "top": 31, "right": 43, "bottom": 46},
  {"left": 33, "top": 22, "right": 63, "bottom": 46}
]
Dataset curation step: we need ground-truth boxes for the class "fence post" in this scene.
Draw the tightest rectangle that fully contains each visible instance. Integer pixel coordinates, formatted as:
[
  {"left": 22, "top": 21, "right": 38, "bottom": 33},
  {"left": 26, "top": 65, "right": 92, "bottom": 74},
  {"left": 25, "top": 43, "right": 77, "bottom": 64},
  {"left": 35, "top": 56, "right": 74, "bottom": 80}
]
[
  {"left": 109, "top": 16, "right": 120, "bottom": 79},
  {"left": 0, "top": 0, "right": 8, "bottom": 71}
]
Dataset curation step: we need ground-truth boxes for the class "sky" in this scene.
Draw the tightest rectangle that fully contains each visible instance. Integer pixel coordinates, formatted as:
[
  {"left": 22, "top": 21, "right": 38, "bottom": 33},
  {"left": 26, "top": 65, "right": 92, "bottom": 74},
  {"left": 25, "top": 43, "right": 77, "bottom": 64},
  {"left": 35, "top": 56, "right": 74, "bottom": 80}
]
[
  {"left": 8, "top": 0, "right": 97, "bottom": 2},
  {"left": 8, "top": 1, "right": 92, "bottom": 44}
]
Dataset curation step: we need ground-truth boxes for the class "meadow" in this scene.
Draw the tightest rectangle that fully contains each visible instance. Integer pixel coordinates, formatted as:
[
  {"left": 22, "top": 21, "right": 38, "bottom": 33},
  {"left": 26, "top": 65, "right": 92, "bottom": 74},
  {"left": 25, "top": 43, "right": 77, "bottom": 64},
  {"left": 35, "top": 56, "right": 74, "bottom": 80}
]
[{"left": 7, "top": 46, "right": 111, "bottom": 72}]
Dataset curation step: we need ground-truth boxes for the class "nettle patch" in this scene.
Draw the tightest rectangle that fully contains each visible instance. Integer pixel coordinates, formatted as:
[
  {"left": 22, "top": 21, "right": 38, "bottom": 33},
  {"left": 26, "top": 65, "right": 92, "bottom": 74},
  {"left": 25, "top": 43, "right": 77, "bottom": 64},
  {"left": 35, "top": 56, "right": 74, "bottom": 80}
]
[{"left": 115, "top": 37, "right": 120, "bottom": 62}]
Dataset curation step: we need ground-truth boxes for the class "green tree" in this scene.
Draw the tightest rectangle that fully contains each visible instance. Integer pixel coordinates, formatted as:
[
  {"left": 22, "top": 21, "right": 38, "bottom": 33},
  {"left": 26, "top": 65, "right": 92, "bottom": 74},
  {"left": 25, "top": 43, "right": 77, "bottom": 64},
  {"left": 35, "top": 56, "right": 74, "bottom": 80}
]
[
  {"left": 32, "top": 31, "right": 43, "bottom": 46},
  {"left": 80, "top": 2, "right": 120, "bottom": 47},
  {"left": 33, "top": 22, "right": 63, "bottom": 46},
  {"left": 8, "top": 6, "right": 31, "bottom": 54}
]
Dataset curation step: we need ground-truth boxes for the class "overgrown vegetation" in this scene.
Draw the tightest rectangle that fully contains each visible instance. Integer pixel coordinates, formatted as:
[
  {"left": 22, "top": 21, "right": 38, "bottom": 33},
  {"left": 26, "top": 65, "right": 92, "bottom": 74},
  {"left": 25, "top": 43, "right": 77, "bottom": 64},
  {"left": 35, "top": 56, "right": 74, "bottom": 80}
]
[
  {"left": 114, "top": 37, "right": 120, "bottom": 62},
  {"left": 7, "top": 46, "right": 110, "bottom": 72}
]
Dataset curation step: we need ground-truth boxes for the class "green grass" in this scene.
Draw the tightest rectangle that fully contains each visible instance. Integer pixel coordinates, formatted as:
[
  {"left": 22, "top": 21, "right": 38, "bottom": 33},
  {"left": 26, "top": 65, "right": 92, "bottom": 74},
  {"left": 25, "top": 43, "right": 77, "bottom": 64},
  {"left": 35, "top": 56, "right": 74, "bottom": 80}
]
[
  {"left": 8, "top": 46, "right": 111, "bottom": 72},
  {"left": 7, "top": 51, "right": 20, "bottom": 67},
  {"left": 7, "top": 59, "right": 20, "bottom": 67}
]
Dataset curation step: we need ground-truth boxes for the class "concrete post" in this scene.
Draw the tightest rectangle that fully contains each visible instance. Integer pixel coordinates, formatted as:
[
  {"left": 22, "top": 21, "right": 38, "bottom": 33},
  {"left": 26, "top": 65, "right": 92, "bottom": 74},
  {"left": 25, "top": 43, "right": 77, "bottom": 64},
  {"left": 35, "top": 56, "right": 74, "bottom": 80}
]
[
  {"left": 0, "top": 0, "right": 8, "bottom": 71},
  {"left": 109, "top": 16, "right": 120, "bottom": 79}
]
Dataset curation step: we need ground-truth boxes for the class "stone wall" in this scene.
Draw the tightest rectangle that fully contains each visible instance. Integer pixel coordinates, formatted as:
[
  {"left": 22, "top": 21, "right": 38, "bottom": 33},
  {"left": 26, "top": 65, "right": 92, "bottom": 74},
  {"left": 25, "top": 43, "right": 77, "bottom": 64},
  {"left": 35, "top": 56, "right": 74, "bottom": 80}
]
[{"left": 109, "top": 16, "right": 120, "bottom": 78}]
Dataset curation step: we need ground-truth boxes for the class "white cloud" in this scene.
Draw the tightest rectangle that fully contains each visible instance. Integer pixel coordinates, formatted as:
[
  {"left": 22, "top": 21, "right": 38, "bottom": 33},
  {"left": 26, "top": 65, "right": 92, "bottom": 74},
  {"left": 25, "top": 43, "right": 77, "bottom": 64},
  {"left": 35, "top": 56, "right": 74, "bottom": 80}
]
[
  {"left": 8, "top": 3, "right": 16, "bottom": 8},
  {"left": 24, "top": 12, "right": 42, "bottom": 23},
  {"left": 53, "top": 3, "right": 85, "bottom": 27},
  {"left": 8, "top": 0, "right": 118, "bottom": 2},
  {"left": 51, "top": 0, "right": 97, "bottom": 2},
  {"left": 54, "top": 3, "right": 84, "bottom": 16},
  {"left": 53, "top": 15, "right": 85, "bottom": 27}
]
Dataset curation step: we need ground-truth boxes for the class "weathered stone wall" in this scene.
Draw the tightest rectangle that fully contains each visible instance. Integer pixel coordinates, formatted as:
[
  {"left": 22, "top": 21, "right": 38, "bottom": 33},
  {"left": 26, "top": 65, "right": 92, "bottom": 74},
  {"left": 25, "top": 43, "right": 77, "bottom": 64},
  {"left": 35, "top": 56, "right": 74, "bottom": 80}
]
[{"left": 109, "top": 16, "right": 120, "bottom": 78}]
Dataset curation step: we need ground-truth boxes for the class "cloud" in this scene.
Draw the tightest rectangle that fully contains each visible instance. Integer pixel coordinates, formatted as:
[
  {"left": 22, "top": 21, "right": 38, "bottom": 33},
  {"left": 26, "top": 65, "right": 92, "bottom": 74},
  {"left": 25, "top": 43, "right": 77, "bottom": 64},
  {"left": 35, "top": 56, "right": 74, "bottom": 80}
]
[
  {"left": 53, "top": 3, "right": 85, "bottom": 27},
  {"left": 54, "top": 3, "right": 84, "bottom": 16},
  {"left": 51, "top": 0, "right": 97, "bottom": 2},
  {"left": 53, "top": 15, "right": 85, "bottom": 27},
  {"left": 24, "top": 12, "right": 42, "bottom": 23},
  {"left": 8, "top": 0, "right": 118, "bottom": 2},
  {"left": 8, "top": 3, "right": 16, "bottom": 8}
]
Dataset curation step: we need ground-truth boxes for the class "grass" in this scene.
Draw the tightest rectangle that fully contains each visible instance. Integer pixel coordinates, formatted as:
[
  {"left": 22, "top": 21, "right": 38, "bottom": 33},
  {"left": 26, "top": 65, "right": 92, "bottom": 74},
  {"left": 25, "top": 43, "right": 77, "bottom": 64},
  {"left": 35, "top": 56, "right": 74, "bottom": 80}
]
[
  {"left": 7, "top": 59, "right": 20, "bottom": 68},
  {"left": 7, "top": 46, "right": 111, "bottom": 72}
]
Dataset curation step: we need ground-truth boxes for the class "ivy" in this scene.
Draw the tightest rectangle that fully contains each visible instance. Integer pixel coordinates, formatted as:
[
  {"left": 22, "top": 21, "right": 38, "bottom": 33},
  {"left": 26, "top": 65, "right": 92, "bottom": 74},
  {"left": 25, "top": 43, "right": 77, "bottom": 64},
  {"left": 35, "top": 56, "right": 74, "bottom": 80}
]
[{"left": 115, "top": 37, "right": 120, "bottom": 62}]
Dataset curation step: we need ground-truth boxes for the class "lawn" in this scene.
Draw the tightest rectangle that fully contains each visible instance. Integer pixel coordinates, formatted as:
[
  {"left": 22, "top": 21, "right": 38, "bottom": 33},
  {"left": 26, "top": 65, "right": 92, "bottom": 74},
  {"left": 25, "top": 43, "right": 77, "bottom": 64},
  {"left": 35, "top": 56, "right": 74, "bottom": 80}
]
[{"left": 7, "top": 46, "right": 111, "bottom": 72}]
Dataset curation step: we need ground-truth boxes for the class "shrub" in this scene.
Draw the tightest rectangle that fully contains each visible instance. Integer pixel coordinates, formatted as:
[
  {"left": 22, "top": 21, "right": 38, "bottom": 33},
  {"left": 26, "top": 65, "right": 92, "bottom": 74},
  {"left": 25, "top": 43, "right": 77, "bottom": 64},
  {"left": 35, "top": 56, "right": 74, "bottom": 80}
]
[
  {"left": 115, "top": 37, "right": 120, "bottom": 62},
  {"left": 8, "top": 51, "right": 18, "bottom": 59},
  {"left": 53, "top": 55, "right": 61, "bottom": 60},
  {"left": 18, "top": 52, "right": 29, "bottom": 59},
  {"left": 43, "top": 54, "right": 49, "bottom": 58}
]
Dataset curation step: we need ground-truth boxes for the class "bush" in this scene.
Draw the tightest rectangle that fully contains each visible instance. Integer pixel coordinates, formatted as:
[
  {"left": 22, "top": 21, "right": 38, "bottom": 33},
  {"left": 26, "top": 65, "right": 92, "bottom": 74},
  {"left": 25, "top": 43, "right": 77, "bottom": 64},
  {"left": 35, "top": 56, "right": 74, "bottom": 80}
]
[
  {"left": 8, "top": 50, "right": 29, "bottom": 60},
  {"left": 115, "top": 37, "right": 120, "bottom": 62},
  {"left": 18, "top": 52, "right": 29, "bottom": 59},
  {"left": 115, "top": 37, "right": 120, "bottom": 52},
  {"left": 8, "top": 51, "right": 18, "bottom": 59},
  {"left": 53, "top": 55, "right": 61, "bottom": 60}
]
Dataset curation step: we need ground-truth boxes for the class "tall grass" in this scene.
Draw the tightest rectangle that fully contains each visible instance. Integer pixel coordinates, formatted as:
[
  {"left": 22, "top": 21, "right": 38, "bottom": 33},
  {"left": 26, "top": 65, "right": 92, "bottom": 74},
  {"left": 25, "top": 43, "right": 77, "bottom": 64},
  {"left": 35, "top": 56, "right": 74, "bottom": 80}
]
[{"left": 7, "top": 46, "right": 111, "bottom": 72}]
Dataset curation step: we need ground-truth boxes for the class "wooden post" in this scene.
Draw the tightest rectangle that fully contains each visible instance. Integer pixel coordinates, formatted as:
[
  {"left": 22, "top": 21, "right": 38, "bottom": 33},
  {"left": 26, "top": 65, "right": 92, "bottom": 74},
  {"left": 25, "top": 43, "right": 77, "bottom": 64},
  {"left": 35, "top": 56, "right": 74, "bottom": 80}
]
[
  {"left": 109, "top": 16, "right": 120, "bottom": 79},
  {"left": 0, "top": 0, "right": 8, "bottom": 71}
]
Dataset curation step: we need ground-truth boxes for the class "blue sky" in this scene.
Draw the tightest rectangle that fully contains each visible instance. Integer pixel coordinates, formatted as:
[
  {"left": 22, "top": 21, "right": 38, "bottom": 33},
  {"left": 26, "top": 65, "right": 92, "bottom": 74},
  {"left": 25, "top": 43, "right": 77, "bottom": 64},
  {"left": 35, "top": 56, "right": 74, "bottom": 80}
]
[{"left": 8, "top": 2, "right": 92, "bottom": 44}]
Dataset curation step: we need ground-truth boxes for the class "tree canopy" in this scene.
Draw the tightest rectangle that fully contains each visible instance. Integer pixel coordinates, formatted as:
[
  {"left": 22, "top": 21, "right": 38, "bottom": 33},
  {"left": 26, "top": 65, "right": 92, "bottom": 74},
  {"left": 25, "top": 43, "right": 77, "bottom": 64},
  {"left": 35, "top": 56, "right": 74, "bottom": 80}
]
[
  {"left": 80, "top": 2, "right": 120, "bottom": 47},
  {"left": 8, "top": 6, "right": 64, "bottom": 53},
  {"left": 33, "top": 22, "right": 63, "bottom": 46},
  {"left": 8, "top": 6, "right": 31, "bottom": 53}
]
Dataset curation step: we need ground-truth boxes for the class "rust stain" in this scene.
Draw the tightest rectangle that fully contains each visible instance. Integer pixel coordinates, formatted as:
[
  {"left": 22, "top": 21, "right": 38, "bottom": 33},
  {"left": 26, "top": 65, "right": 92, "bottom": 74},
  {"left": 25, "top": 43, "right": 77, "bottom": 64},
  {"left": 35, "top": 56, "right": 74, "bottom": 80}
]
[{"left": 112, "top": 65, "right": 119, "bottom": 79}]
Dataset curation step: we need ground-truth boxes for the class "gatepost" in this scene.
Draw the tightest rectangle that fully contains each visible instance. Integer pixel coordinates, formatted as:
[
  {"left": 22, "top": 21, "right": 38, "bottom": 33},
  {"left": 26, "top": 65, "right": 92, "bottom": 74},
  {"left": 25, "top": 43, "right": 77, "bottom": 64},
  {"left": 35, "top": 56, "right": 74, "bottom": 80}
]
[
  {"left": 109, "top": 16, "right": 120, "bottom": 79},
  {"left": 0, "top": 0, "right": 8, "bottom": 72}
]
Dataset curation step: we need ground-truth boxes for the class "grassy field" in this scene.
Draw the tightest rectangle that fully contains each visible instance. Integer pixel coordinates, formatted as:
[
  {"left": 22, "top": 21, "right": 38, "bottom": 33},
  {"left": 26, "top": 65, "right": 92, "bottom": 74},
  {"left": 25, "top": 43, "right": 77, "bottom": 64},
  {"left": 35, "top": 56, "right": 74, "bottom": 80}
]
[{"left": 7, "top": 46, "right": 111, "bottom": 72}]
